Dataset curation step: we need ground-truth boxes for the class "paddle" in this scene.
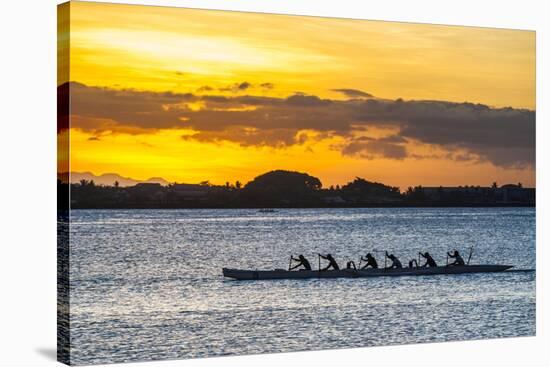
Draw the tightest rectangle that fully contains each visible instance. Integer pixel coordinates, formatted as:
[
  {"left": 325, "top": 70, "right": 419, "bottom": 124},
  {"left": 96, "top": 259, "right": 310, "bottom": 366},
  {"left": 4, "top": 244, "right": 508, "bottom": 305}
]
[
  {"left": 288, "top": 255, "right": 293, "bottom": 271},
  {"left": 467, "top": 246, "right": 474, "bottom": 265}
]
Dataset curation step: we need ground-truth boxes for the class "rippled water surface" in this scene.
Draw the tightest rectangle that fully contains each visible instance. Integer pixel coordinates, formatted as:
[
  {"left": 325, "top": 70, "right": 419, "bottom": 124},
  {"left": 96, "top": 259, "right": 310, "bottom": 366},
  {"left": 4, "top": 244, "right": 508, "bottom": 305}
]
[{"left": 69, "top": 208, "right": 535, "bottom": 365}]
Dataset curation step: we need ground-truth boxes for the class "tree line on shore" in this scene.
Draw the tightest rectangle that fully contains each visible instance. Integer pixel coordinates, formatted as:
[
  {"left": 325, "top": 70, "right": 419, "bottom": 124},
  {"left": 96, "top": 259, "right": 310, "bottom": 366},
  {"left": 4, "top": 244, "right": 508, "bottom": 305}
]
[{"left": 57, "top": 169, "right": 535, "bottom": 209}]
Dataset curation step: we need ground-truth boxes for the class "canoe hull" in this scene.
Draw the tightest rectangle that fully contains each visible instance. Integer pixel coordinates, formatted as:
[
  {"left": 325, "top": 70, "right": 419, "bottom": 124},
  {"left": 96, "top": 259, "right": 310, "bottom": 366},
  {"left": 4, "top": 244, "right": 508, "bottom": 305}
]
[{"left": 222, "top": 265, "right": 513, "bottom": 280}]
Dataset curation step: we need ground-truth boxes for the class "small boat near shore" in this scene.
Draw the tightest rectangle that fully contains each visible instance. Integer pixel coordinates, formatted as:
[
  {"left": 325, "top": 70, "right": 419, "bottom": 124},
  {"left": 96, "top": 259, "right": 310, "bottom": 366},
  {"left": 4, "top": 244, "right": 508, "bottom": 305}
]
[
  {"left": 223, "top": 264, "right": 514, "bottom": 280},
  {"left": 257, "top": 208, "right": 277, "bottom": 213}
]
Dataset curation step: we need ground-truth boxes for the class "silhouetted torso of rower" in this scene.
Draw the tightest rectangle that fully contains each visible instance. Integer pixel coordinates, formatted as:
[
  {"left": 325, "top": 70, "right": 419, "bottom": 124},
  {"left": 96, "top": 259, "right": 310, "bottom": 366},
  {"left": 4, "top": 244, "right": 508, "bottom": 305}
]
[
  {"left": 360, "top": 253, "right": 378, "bottom": 269},
  {"left": 319, "top": 253, "right": 340, "bottom": 271},
  {"left": 420, "top": 252, "right": 437, "bottom": 267},
  {"left": 447, "top": 250, "right": 465, "bottom": 266},
  {"left": 385, "top": 251, "right": 403, "bottom": 269},
  {"left": 290, "top": 255, "right": 312, "bottom": 271}
]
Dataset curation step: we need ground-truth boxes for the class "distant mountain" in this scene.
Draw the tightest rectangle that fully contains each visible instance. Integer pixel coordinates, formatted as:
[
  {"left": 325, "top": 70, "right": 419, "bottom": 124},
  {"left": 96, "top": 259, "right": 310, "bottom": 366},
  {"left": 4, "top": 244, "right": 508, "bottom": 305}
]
[{"left": 58, "top": 171, "right": 169, "bottom": 187}]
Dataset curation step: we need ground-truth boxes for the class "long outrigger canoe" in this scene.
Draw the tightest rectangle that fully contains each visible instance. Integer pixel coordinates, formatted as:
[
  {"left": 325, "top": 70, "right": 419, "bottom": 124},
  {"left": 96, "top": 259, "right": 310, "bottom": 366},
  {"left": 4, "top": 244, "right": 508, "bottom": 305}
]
[{"left": 223, "top": 264, "right": 513, "bottom": 280}]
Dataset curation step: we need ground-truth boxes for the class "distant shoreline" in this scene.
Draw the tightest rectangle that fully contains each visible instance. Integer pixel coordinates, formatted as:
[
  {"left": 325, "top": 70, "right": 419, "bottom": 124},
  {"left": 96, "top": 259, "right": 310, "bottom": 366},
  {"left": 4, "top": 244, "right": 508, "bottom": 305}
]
[{"left": 59, "top": 170, "right": 535, "bottom": 210}]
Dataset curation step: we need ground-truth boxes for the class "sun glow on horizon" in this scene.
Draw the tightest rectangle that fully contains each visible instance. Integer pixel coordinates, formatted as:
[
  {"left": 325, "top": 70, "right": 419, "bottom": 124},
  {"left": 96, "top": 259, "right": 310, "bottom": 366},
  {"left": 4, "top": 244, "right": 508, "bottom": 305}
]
[{"left": 68, "top": 128, "right": 533, "bottom": 189}]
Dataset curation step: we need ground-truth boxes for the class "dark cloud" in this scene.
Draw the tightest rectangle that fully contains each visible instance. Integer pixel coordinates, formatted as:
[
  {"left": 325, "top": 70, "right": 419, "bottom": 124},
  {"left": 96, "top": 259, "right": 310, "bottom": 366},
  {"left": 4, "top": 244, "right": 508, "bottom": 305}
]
[
  {"left": 285, "top": 94, "right": 332, "bottom": 107},
  {"left": 238, "top": 82, "right": 251, "bottom": 90},
  {"left": 219, "top": 81, "right": 252, "bottom": 92},
  {"left": 197, "top": 85, "right": 214, "bottom": 92},
  {"left": 341, "top": 135, "right": 407, "bottom": 160},
  {"left": 65, "top": 82, "right": 535, "bottom": 168},
  {"left": 217, "top": 81, "right": 274, "bottom": 93},
  {"left": 332, "top": 88, "right": 373, "bottom": 98},
  {"left": 183, "top": 127, "right": 304, "bottom": 148},
  {"left": 351, "top": 99, "right": 535, "bottom": 167},
  {"left": 68, "top": 82, "right": 195, "bottom": 130}
]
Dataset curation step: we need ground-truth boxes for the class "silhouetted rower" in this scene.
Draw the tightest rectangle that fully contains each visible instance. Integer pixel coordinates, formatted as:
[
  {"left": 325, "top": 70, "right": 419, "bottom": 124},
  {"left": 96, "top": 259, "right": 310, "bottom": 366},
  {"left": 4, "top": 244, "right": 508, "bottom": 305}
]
[
  {"left": 360, "top": 253, "right": 378, "bottom": 269},
  {"left": 409, "top": 259, "right": 418, "bottom": 268},
  {"left": 447, "top": 250, "right": 465, "bottom": 266},
  {"left": 290, "top": 255, "right": 312, "bottom": 271},
  {"left": 385, "top": 251, "right": 403, "bottom": 269},
  {"left": 319, "top": 253, "right": 340, "bottom": 271},
  {"left": 346, "top": 261, "right": 357, "bottom": 270},
  {"left": 420, "top": 252, "right": 437, "bottom": 267}
]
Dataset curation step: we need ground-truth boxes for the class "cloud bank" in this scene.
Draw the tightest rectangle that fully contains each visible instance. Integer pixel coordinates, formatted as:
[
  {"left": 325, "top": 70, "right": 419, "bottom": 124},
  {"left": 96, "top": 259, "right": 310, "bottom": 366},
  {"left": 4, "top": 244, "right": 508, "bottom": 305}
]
[
  {"left": 332, "top": 88, "right": 373, "bottom": 98},
  {"left": 65, "top": 82, "right": 535, "bottom": 168}
]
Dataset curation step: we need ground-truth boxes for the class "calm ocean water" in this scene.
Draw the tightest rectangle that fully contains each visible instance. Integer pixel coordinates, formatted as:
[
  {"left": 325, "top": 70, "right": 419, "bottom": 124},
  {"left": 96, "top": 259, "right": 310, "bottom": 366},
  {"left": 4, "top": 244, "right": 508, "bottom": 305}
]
[{"left": 68, "top": 208, "right": 535, "bottom": 365}]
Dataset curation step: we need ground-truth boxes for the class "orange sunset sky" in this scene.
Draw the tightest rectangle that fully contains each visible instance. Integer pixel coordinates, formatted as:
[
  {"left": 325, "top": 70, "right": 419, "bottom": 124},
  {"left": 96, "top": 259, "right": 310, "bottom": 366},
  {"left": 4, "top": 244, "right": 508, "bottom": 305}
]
[{"left": 58, "top": 1, "right": 536, "bottom": 189}]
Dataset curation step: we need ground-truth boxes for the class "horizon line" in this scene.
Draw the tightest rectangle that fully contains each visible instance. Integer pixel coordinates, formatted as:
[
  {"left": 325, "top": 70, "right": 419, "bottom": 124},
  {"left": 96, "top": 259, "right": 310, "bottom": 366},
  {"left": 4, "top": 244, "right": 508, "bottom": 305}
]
[{"left": 57, "top": 170, "right": 536, "bottom": 190}]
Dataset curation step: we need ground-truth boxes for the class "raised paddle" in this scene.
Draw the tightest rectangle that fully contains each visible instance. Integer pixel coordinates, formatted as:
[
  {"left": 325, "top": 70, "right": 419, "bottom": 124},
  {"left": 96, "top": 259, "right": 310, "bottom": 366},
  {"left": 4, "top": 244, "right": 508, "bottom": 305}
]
[{"left": 467, "top": 246, "right": 474, "bottom": 265}]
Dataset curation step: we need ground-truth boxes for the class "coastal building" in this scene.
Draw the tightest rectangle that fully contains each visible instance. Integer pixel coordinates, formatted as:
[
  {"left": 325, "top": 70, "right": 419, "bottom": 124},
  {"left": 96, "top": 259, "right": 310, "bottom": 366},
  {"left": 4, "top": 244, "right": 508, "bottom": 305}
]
[
  {"left": 169, "top": 183, "right": 210, "bottom": 199},
  {"left": 421, "top": 184, "right": 534, "bottom": 204}
]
